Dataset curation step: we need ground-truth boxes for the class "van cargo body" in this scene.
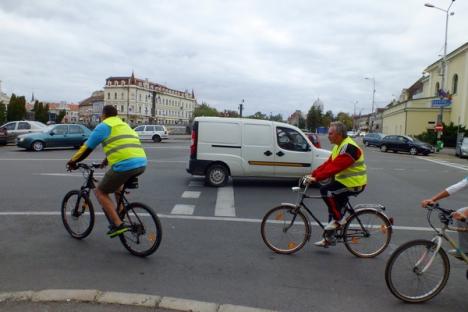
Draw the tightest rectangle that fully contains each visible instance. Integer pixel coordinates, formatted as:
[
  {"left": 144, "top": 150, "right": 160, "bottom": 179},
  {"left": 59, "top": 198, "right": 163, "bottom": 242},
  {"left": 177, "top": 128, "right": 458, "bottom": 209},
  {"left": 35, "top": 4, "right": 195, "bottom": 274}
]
[{"left": 187, "top": 117, "right": 330, "bottom": 186}]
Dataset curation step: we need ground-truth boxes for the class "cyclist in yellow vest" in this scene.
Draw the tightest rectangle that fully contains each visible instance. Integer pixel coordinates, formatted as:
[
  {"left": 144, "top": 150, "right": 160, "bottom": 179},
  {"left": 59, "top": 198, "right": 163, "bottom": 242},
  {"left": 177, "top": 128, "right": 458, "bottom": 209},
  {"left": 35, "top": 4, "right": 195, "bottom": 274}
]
[
  {"left": 305, "top": 122, "right": 367, "bottom": 247},
  {"left": 67, "top": 105, "right": 147, "bottom": 238}
]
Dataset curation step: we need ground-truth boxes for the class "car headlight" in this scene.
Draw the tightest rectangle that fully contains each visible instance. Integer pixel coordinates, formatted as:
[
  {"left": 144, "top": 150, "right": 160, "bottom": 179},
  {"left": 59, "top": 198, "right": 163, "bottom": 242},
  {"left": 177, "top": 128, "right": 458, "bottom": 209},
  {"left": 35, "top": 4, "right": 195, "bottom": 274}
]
[{"left": 17, "top": 137, "right": 24, "bottom": 142}]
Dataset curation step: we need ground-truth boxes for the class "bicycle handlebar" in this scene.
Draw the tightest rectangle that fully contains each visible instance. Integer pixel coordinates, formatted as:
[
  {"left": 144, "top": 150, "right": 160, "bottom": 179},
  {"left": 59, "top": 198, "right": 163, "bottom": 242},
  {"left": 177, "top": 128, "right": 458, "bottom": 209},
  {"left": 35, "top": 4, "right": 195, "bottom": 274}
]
[{"left": 76, "top": 163, "right": 101, "bottom": 170}]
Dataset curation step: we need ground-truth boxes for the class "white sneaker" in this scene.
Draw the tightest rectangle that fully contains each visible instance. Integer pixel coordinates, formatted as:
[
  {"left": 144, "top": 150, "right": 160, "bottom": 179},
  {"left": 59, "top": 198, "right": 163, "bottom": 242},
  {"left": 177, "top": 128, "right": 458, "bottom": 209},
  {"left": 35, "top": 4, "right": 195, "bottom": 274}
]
[{"left": 313, "top": 239, "right": 329, "bottom": 247}]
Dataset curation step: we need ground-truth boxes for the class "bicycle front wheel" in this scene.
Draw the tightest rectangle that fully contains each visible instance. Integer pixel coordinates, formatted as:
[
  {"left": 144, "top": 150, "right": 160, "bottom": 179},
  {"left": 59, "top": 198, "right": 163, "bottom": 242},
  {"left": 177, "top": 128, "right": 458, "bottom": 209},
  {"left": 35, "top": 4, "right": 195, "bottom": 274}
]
[
  {"left": 61, "top": 190, "right": 95, "bottom": 239},
  {"left": 261, "top": 205, "right": 310, "bottom": 254},
  {"left": 119, "top": 202, "right": 162, "bottom": 257},
  {"left": 343, "top": 209, "right": 392, "bottom": 258},
  {"left": 385, "top": 240, "right": 450, "bottom": 303}
]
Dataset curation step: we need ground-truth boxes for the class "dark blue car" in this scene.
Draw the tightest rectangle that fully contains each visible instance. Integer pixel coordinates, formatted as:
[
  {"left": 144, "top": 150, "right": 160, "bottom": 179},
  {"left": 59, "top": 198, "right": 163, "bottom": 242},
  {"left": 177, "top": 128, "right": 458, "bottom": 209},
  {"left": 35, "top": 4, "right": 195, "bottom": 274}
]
[{"left": 363, "top": 133, "right": 385, "bottom": 147}]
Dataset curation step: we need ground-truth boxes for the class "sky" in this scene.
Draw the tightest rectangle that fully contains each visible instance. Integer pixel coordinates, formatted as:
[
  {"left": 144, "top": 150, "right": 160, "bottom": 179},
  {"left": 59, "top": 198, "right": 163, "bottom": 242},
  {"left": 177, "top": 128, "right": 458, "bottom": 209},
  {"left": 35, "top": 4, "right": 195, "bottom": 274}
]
[{"left": 0, "top": 0, "right": 467, "bottom": 118}]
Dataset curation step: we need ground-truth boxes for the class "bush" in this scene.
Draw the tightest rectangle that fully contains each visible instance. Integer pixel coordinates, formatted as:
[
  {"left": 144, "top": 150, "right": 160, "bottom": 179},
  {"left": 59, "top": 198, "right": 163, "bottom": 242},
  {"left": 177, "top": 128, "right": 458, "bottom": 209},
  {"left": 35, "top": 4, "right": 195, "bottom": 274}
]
[{"left": 415, "top": 122, "right": 465, "bottom": 147}]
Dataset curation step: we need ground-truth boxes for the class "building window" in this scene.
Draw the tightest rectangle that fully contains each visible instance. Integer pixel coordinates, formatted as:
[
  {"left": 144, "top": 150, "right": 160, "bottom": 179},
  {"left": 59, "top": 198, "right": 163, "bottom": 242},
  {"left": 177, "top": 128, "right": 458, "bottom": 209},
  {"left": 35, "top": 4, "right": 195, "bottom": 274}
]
[
  {"left": 435, "top": 82, "right": 440, "bottom": 96},
  {"left": 121, "top": 105, "right": 124, "bottom": 112},
  {"left": 121, "top": 93, "right": 124, "bottom": 99},
  {"left": 114, "top": 93, "right": 117, "bottom": 100},
  {"left": 107, "top": 93, "right": 110, "bottom": 100},
  {"left": 452, "top": 74, "right": 458, "bottom": 94}
]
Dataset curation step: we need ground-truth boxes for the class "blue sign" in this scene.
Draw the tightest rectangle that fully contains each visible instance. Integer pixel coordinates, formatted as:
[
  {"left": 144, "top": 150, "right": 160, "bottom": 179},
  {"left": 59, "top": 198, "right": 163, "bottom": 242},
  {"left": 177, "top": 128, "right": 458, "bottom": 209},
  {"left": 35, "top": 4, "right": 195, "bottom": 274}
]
[{"left": 431, "top": 99, "right": 452, "bottom": 107}]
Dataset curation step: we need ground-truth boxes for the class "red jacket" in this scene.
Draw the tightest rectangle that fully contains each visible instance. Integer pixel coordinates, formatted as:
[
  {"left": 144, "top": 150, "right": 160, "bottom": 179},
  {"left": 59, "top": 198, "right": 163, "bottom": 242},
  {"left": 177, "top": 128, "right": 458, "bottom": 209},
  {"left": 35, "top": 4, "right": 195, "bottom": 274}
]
[{"left": 312, "top": 144, "right": 362, "bottom": 181}]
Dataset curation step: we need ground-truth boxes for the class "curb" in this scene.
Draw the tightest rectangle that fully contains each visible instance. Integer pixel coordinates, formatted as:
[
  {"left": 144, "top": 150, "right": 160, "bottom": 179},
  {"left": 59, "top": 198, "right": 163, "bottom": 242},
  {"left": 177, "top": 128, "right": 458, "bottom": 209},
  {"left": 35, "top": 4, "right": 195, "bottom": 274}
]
[{"left": 0, "top": 289, "right": 277, "bottom": 312}]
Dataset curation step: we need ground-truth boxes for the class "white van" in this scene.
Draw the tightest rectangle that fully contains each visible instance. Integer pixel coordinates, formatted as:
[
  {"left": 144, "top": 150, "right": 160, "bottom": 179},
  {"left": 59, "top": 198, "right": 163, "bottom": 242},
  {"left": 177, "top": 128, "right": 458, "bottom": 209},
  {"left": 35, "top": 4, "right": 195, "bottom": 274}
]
[{"left": 186, "top": 117, "right": 330, "bottom": 186}]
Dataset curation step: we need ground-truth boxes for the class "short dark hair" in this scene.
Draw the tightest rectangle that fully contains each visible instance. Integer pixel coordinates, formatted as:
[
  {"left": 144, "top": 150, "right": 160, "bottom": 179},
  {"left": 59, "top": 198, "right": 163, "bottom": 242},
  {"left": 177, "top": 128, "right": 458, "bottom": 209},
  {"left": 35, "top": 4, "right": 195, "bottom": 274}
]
[
  {"left": 102, "top": 105, "right": 117, "bottom": 117},
  {"left": 330, "top": 121, "right": 347, "bottom": 137}
]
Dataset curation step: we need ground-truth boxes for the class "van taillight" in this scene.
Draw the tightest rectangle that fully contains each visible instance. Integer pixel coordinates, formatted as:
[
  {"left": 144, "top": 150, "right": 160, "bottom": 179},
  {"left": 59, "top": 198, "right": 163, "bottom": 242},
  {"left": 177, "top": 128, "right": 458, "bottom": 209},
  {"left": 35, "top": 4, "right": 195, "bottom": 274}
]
[{"left": 190, "top": 129, "right": 197, "bottom": 159}]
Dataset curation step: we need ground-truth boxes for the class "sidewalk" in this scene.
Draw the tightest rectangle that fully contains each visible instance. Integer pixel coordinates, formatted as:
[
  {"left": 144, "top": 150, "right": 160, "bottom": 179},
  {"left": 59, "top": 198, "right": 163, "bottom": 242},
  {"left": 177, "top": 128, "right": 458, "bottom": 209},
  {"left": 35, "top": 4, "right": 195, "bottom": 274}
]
[{"left": 0, "top": 290, "right": 276, "bottom": 312}]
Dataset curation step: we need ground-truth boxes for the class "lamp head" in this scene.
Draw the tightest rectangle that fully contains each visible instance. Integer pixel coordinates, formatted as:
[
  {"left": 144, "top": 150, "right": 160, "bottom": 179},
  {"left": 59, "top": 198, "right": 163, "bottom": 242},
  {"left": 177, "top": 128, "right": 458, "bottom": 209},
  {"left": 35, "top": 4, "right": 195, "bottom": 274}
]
[{"left": 424, "top": 3, "right": 435, "bottom": 7}]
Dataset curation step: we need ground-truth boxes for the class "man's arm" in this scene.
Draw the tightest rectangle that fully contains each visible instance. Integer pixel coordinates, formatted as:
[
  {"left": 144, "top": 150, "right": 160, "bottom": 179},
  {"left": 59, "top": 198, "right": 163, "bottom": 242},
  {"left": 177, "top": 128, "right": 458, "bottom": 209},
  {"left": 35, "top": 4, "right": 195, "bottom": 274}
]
[
  {"left": 312, "top": 144, "right": 361, "bottom": 181},
  {"left": 67, "top": 123, "right": 110, "bottom": 169}
]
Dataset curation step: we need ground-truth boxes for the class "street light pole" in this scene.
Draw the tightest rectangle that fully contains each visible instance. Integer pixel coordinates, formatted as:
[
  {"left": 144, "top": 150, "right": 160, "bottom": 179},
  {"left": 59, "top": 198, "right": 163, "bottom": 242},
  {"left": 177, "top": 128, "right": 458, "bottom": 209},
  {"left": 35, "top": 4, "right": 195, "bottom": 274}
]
[
  {"left": 364, "top": 77, "right": 376, "bottom": 132},
  {"left": 425, "top": 0, "right": 455, "bottom": 126},
  {"left": 239, "top": 99, "right": 244, "bottom": 117}
]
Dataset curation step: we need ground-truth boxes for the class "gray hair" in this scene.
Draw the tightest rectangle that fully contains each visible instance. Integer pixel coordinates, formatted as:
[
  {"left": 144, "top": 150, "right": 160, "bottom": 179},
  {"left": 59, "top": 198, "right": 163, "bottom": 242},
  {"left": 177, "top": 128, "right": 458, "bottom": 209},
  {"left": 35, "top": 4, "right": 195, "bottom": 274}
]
[{"left": 330, "top": 121, "right": 347, "bottom": 137}]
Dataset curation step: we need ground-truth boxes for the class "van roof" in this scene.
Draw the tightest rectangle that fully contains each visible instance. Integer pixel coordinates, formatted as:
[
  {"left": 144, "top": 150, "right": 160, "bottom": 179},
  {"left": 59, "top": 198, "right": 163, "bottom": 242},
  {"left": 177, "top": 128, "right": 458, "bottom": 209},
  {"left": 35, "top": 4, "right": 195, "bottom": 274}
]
[{"left": 193, "top": 116, "right": 294, "bottom": 128}]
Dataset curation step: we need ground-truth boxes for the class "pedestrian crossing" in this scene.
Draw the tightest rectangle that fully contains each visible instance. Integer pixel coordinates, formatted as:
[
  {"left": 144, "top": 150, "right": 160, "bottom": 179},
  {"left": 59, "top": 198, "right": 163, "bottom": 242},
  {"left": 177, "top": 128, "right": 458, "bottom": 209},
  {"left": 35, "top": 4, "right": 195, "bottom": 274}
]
[{"left": 169, "top": 179, "right": 237, "bottom": 217}]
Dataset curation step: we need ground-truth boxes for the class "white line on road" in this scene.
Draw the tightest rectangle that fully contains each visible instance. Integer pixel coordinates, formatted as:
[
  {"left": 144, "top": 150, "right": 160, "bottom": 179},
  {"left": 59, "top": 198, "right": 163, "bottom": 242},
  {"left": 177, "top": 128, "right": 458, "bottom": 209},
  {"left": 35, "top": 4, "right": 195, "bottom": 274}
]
[
  {"left": 214, "top": 186, "right": 236, "bottom": 217},
  {"left": 181, "top": 191, "right": 201, "bottom": 199},
  {"left": 170, "top": 204, "right": 195, "bottom": 215},
  {"left": 0, "top": 158, "right": 185, "bottom": 163},
  {"left": 36, "top": 173, "right": 105, "bottom": 177},
  {"left": 0, "top": 211, "right": 441, "bottom": 232},
  {"left": 417, "top": 157, "right": 468, "bottom": 171}
]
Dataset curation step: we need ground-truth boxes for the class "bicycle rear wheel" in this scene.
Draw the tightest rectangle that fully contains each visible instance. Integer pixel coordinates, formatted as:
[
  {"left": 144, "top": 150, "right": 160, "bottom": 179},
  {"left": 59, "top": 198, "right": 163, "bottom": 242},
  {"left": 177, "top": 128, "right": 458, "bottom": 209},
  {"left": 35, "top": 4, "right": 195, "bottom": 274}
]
[
  {"left": 119, "top": 202, "right": 162, "bottom": 257},
  {"left": 343, "top": 209, "right": 392, "bottom": 258},
  {"left": 61, "top": 190, "right": 94, "bottom": 239},
  {"left": 261, "top": 205, "right": 310, "bottom": 254},
  {"left": 385, "top": 239, "right": 450, "bottom": 303}
]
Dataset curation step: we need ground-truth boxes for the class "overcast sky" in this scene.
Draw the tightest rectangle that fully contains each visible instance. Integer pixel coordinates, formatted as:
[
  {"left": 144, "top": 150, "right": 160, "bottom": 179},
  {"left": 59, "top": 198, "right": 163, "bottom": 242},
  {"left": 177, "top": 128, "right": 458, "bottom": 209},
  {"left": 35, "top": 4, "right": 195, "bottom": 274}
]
[{"left": 0, "top": 0, "right": 466, "bottom": 118}]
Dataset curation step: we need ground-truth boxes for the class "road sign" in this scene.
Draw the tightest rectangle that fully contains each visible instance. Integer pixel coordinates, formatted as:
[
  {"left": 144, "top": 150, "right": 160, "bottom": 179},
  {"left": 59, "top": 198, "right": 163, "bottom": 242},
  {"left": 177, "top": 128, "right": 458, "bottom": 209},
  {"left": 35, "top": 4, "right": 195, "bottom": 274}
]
[
  {"left": 431, "top": 99, "right": 452, "bottom": 107},
  {"left": 435, "top": 125, "right": 444, "bottom": 131}
]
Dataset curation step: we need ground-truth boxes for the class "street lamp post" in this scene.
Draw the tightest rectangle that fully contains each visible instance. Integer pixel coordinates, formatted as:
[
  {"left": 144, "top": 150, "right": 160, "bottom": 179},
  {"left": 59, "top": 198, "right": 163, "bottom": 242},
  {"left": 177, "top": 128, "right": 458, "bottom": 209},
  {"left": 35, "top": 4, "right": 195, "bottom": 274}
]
[
  {"left": 239, "top": 99, "right": 244, "bottom": 117},
  {"left": 364, "top": 77, "right": 376, "bottom": 132},
  {"left": 424, "top": 0, "right": 455, "bottom": 140}
]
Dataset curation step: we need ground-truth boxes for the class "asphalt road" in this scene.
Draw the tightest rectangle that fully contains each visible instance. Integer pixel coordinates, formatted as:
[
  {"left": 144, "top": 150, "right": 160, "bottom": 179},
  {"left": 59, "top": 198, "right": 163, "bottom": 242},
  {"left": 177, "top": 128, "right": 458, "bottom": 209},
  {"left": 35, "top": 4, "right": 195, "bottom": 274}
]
[{"left": 0, "top": 137, "right": 467, "bottom": 312}]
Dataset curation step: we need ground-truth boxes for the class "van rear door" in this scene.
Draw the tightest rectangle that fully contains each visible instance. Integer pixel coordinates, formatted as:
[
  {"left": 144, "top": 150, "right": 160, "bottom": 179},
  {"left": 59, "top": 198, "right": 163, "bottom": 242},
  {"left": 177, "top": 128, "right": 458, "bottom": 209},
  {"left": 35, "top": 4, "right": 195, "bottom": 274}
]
[{"left": 241, "top": 122, "right": 276, "bottom": 176}]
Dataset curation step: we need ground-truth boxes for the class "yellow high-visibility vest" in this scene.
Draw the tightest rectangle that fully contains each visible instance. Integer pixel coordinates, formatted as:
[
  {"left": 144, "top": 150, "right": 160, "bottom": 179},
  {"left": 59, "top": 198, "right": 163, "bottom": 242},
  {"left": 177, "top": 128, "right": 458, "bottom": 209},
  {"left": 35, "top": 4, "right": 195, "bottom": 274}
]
[
  {"left": 331, "top": 137, "right": 367, "bottom": 187},
  {"left": 101, "top": 117, "right": 146, "bottom": 166}
]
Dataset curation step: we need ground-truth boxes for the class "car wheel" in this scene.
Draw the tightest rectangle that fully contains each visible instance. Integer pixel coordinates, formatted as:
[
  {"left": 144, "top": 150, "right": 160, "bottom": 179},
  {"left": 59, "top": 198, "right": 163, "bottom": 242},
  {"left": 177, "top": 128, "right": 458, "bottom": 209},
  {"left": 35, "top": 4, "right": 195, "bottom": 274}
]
[
  {"left": 32, "top": 141, "right": 44, "bottom": 152},
  {"left": 152, "top": 135, "right": 161, "bottom": 143},
  {"left": 205, "top": 164, "right": 229, "bottom": 187},
  {"left": 380, "top": 145, "right": 387, "bottom": 152},
  {"left": 409, "top": 147, "right": 418, "bottom": 155}
]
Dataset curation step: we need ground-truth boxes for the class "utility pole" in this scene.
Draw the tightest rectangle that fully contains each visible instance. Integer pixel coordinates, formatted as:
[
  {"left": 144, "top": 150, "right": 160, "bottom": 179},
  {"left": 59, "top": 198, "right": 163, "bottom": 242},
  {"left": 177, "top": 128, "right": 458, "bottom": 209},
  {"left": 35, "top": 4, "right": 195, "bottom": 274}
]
[{"left": 239, "top": 99, "right": 244, "bottom": 117}]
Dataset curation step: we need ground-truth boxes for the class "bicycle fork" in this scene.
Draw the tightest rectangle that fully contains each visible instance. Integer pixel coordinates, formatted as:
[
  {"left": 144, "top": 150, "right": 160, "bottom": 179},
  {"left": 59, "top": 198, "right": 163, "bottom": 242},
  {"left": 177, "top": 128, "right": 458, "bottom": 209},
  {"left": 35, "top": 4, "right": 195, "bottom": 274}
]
[{"left": 414, "top": 236, "right": 443, "bottom": 275}]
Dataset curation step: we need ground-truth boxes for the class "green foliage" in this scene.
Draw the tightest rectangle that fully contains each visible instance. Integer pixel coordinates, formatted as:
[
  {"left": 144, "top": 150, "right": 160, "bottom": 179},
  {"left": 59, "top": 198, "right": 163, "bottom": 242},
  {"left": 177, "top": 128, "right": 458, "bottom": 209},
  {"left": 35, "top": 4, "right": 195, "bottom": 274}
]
[
  {"left": 415, "top": 122, "right": 465, "bottom": 147},
  {"left": 269, "top": 113, "right": 283, "bottom": 122},
  {"left": 33, "top": 101, "right": 50, "bottom": 123},
  {"left": 193, "top": 103, "right": 219, "bottom": 117},
  {"left": 306, "top": 105, "right": 322, "bottom": 131},
  {"left": 298, "top": 115, "right": 306, "bottom": 129},
  {"left": 6, "top": 94, "right": 27, "bottom": 121},
  {"left": 57, "top": 109, "right": 67, "bottom": 123},
  {"left": 336, "top": 112, "right": 353, "bottom": 130},
  {"left": 249, "top": 111, "right": 268, "bottom": 119},
  {"left": 0, "top": 101, "right": 6, "bottom": 124}
]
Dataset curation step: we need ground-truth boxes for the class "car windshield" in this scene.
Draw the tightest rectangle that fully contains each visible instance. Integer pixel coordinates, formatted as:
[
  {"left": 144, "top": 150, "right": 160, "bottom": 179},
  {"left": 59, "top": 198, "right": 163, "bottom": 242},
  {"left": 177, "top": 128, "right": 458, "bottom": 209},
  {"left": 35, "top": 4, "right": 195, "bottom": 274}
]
[{"left": 42, "top": 125, "right": 56, "bottom": 133}]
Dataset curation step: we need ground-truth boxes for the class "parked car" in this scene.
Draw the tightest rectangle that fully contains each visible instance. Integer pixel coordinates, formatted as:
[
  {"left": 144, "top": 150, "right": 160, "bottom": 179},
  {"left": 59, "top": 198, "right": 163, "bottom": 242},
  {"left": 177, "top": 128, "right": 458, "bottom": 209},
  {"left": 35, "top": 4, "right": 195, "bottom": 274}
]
[
  {"left": 0, "top": 120, "right": 47, "bottom": 143},
  {"left": 16, "top": 124, "right": 91, "bottom": 151},
  {"left": 346, "top": 130, "right": 357, "bottom": 138},
  {"left": 379, "top": 135, "right": 434, "bottom": 156},
  {"left": 455, "top": 137, "right": 468, "bottom": 158},
  {"left": 362, "top": 133, "right": 385, "bottom": 147},
  {"left": 134, "top": 124, "right": 168, "bottom": 142},
  {"left": 187, "top": 117, "right": 330, "bottom": 186},
  {"left": 0, "top": 127, "right": 7, "bottom": 145},
  {"left": 305, "top": 132, "right": 321, "bottom": 148}
]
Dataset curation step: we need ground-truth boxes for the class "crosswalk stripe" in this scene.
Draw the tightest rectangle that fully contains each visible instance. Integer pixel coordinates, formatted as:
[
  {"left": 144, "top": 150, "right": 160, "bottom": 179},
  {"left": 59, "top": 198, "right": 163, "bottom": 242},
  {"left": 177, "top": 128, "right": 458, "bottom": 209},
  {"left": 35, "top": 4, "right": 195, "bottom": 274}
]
[
  {"left": 182, "top": 191, "right": 201, "bottom": 199},
  {"left": 171, "top": 204, "right": 195, "bottom": 215},
  {"left": 215, "top": 185, "right": 236, "bottom": 217}
]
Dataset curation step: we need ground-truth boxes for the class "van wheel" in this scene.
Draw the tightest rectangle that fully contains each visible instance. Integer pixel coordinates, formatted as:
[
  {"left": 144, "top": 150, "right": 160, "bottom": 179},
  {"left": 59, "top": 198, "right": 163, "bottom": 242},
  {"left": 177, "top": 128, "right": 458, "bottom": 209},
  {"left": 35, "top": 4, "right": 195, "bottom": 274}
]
[
  {"left": 152, "top": 135, "right": 161, "bottom": 143},
  {"left": 205, "top": 164, "right": 229, "bottom": 187}
]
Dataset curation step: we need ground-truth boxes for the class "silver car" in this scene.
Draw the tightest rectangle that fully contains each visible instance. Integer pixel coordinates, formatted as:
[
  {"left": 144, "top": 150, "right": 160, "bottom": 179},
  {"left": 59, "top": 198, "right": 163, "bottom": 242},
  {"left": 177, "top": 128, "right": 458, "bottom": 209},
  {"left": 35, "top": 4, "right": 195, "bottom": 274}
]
[
  {"left": 456, "top": 137, "right": 468, "bottom": 158},
  {"left": 0, "top": 120, "right": 47, "bottom": 143},
  {"left": 134, "top": 125, "right": 168, "bottom": 142}
]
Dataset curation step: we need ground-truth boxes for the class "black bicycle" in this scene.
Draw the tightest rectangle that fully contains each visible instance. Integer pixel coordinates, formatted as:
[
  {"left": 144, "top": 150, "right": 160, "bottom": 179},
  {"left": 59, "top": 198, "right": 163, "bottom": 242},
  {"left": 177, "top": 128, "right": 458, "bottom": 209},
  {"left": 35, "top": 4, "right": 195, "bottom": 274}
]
[
  {"left": 385, "top": 203, "right": 468, "bottom": 303},
  {"left": 61, "top": 163, "right": 162, "bottom": 257},
  {"left": 261, "top": 178, "right": 393, "bottom": 258}
]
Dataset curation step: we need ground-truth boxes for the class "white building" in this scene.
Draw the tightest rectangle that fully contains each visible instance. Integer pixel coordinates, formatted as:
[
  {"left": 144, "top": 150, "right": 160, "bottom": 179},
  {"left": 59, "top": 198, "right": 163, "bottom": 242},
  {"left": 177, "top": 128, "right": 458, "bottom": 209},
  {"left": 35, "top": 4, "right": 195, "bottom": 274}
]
[
  {"left": 104, "top": 73, "right": 197, "bottom": 126},
  {"left": 0, "top": 81, "right": 10, "bottom": 105}
]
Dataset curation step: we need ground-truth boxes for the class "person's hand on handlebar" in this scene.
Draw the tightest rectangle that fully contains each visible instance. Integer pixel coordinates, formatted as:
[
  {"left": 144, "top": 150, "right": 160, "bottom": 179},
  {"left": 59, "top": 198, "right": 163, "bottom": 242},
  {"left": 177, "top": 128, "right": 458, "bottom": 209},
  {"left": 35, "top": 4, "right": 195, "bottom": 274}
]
[
  {"left": 421, "top": 199, "right": 435, "bottom": 208},
  {"left": 304, "top": 175, "right": 316, "bottom": 185},
  {"left": 451, "top": 210, "right": 467, "bottom": 222},
  {"left": 66, "top": 159, "right": 78, "bottom": 171},
  {"left": 99, "top": 158, "right": 108, "bottom": 169}
]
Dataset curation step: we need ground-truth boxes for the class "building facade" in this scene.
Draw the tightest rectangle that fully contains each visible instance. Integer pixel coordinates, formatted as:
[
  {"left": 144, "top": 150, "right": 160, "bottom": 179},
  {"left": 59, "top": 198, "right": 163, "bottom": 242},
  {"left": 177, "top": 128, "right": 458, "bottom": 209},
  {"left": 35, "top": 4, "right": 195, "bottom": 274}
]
[
  {"left": 382, "top": 42, "right": 468, "bottom": 136},
  {"left": 103, "top": 73, "right": 197, "bottom": 126},
  {"left": 79, "top": 90, "right": 104, "bottom": 126},
  {"left": 0, "top": 81, "right": 10, "bottom": 105}
]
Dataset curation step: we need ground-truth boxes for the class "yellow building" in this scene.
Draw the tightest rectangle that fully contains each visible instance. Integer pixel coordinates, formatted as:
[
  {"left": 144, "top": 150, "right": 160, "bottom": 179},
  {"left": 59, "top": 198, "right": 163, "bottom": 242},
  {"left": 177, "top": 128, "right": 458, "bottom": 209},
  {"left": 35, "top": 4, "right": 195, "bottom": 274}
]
[{"left": 382, "top": 42, "right": 467, "bottom": 136}]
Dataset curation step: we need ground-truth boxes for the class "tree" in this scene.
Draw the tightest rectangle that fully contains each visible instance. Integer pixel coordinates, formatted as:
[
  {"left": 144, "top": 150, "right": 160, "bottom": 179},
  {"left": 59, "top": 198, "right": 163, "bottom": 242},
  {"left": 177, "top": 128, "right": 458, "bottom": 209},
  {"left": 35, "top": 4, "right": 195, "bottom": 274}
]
[
  {"left": 0, "top": 101, "right": 6, "bottom": 124},
  {"left": 57, "top": 109, "right": 66, "bottom": 123},
  {"left": 221, "top": 110, "right": 239, "bottom": 118},
  {"left": 249, "top": 112, "right": 268, "bottom": 119},
  {"left": 6, "top": 94, "right": 26, "bottom": 121},
  {"left": 306, "top": 105, "right": 322, "bottom": 131},
  {"left": 322, "top": 110, "right": 334, "bottom": 127},
  {"left": 336, "top": 112, "right": 353, "bottom": 130},
  {"left": 193, "top": 103, "right": 219, "bottom": 117},
  {"left": 298, "top": 115, "right": 306, "bottom": 129},
  {"left": 269, "top": 114, "right": 283, "bottom": 122},
  {"left": 35, "top": 102, "right": 47, "bottom": 123}
]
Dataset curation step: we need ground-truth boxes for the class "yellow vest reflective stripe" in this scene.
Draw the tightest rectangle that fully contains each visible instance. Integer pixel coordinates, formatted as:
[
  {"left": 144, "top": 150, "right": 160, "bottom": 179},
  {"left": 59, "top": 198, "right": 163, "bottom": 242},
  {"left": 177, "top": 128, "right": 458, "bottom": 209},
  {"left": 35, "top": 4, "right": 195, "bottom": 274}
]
[
  {"left": 331, "top": 137, "right": 367, "bottom": 187},
  {"left": 102, "top": 117, "right": 146, "bottom": 166}
]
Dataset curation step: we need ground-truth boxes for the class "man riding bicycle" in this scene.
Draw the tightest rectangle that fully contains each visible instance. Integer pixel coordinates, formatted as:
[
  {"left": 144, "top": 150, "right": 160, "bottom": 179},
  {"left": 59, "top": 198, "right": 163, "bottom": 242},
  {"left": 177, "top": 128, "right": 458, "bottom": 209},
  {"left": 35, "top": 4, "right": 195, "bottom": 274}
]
[
  {"left": 305, "top": 121, "right": 367, "bottom": 247},
  {"left": 67, "top": 105, "right": 147, "bottom": 238},
  {"left": 421, "top": 178, "right": 468, "bottom": 259}
]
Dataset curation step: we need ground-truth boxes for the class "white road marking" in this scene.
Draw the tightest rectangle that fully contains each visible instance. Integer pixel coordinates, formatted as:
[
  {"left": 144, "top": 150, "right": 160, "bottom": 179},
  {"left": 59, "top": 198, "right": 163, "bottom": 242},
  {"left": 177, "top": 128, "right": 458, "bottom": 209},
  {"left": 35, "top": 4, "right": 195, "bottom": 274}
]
[
  {"left": 181, "top": 191, "right": 201, "bottom": 199},
  {"left": 416, "top": 157, "right": 468, "bottom": 171},
  {"left": 170, "top": 204, "right": 195, "bottom": 215},
  {"left": 36, "top": 173, "right": 105, "bottom": 177},
  {"left": 0, "top": 158, "right": 185, "bottom": 163},
  {"left": 0, "top": 211, "right": 445, "bottom": 232},
  {"left": 214, "top": 185, "right": 236, "bottom": 217},
  {"left": 142, "top": 146, "right": 188, "bottom": 149},
  {"left": 188, "top": 181, "right": 205, "bottom": 187}
]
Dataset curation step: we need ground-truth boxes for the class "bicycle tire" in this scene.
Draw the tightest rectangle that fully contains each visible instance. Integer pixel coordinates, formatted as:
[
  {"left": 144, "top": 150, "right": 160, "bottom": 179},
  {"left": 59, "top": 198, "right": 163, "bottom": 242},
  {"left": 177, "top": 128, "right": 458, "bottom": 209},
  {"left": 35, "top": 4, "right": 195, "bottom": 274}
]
[
  {"left": 61, "top": 190, "right": 95, "bottom": 239},
  {"left": 343, "top": 209, "right": 392, "bottom": 258},
  {"left": 119, "top": 202, "right": 162, "bottom": 257},
  {"left": 385, "top": 239, "right": 450, "bottom": 303},
  {"left": 261, "top": 205, "right": 310, "bottom": 254}
]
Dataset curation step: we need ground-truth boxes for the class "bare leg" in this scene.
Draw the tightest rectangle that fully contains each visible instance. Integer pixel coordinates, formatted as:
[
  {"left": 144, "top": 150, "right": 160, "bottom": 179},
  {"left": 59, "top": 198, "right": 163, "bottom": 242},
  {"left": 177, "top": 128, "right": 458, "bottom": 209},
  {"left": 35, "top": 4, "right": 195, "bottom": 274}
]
[
  {"left": 114, "top": 186, "right": 125, "bottom": 215},
  {"left": 457, "top": 207, "right": 468, "bottom": 253},
  {"left": 95, "top": 188, "right": 122, "bottom": 226}
]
